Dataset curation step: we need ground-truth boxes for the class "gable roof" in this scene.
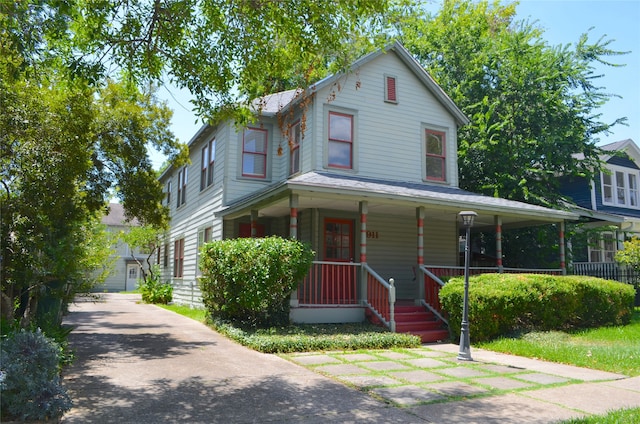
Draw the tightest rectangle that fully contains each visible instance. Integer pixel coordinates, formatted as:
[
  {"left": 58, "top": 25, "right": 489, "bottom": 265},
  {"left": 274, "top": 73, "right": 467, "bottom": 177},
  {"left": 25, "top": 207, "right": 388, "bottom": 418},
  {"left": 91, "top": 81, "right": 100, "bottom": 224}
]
[
  {"left": 601, "top": 138, "right": 640, "bottom": 164},
  {"left": 261, "top": 41, "right": 470, "bottom": 127},
  {"left": 102, "top": 203, "right": 139, "bottom": 227}
]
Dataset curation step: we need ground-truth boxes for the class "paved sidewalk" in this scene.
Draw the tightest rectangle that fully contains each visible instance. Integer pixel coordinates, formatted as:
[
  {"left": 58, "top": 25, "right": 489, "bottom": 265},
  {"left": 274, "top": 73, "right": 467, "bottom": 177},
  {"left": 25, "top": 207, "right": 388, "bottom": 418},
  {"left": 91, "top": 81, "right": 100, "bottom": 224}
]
[{"left": 61, "top": 294, "right": 640, "bottom": 423}]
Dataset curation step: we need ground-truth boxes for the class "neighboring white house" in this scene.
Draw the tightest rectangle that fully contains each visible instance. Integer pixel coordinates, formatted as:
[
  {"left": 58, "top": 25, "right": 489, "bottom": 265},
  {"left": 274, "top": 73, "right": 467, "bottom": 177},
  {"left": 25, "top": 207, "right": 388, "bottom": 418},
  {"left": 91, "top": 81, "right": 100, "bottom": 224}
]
[
  {"left": 95, "top": 203, "right": 148, "bottom": 292},
  {"left": 157, "top": 42, "right": 577, "bottom": 337}
]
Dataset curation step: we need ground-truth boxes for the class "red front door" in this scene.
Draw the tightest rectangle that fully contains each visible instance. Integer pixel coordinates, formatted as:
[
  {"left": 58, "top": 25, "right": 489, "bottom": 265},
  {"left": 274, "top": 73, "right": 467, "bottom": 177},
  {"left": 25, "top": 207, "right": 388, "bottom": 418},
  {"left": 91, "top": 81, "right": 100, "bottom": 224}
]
[{"left": 322, "top": 218, "right": 356, "bottom": 303}]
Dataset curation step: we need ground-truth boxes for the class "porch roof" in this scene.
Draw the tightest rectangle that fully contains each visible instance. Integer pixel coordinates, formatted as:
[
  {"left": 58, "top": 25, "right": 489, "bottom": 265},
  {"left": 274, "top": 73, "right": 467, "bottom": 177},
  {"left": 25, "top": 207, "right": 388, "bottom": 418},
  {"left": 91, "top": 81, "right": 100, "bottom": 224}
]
[{"left": 217, "top": 172, "right": 578, "bottom": 228}]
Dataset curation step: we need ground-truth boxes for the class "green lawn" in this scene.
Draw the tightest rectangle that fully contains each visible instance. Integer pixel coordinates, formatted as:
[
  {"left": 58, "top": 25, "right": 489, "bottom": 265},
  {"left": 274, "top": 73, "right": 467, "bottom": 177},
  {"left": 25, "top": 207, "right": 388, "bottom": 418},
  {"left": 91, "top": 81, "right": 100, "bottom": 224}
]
[{"left": 477, "top": 307, "right": 640, "bottom": 376}]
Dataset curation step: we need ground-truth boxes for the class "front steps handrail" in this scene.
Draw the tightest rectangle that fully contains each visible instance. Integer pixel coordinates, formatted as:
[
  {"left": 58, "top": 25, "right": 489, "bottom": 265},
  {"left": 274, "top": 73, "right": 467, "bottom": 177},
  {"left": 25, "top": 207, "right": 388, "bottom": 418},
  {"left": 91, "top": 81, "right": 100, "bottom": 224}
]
[
  {"left": 362, "top": 263, "right": 396, "bottom": 332},
  {"left": 418, "top": 265, "right": 448, "bottom": 326}
]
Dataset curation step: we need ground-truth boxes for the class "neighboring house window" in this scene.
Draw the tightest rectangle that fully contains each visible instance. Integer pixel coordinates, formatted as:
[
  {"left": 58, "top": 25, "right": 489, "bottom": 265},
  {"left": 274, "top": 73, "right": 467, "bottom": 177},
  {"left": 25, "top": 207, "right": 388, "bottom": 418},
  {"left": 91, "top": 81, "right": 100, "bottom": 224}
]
[
  {"left": 166, "top": 181, "right": 172, "bottom": 206},
  {"left": 328, "top": 111, "right": 353, "bottom": 169},
  {"left": 173, "top": 238, "right": 184, "bottom": 278},
  {"left": 384, "top": 75, "right": 397, "bottom": 103},
  {"left": 425, "top": 129, "right": 446, "bottom": 181},
  {"left": 177, "top": 166, "right": 187, "bottom": 207},
  {"left": 200, "top": 139, "right": 215, "bottom": 190},
  {"left": 589, "top": 232, "right": 616, "bottom": 263},
  {"left": 242, "top": 127, "right": 267, "bottom": 178},
  {"left": 196, "top": 226, "right": 213, "bottom": 276},
  {"left": 156, "top": 245, "right": 161, "bottom": 265},
  {"left": 239, "top": 222, "right": 266, "bottom": 238},
  {"left": 163, "top": 242, "right": 169, "bottom": 268},
  {"left": 289, "top": 121, "right": 301, "bottom": 176},
  {"left": 601, "top": 168, "right": 640, "bottom": 208}
]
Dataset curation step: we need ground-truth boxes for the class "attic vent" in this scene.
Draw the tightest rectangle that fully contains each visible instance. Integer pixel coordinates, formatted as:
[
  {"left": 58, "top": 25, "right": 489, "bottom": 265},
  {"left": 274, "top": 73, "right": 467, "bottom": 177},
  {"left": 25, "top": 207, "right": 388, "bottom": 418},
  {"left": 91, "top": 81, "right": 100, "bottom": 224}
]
[{"left": 385, "top": 75, "right": 397, "bottom": 103}]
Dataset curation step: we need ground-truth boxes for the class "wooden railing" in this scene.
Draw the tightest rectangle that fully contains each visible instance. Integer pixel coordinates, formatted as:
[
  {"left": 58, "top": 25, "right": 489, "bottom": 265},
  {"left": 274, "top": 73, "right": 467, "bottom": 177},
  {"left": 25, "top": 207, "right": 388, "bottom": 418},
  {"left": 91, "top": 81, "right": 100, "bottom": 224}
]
[
  {"left": 297, "top": 261, "right": 360, "bottom": 305},
  {"left": 363, "top": 263, "right": 396, "bottom": 332}
]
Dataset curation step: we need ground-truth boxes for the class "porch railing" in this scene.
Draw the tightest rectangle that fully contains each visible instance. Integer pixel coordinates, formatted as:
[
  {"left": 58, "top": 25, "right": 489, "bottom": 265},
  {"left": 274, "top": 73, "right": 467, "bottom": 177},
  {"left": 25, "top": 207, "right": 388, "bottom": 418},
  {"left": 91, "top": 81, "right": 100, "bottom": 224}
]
[
  {"left": 297, "top": 261, "right": 360, "bottom": 305},
  {"left": 363, "top": 263, "right": 396, "bottom": 332}
]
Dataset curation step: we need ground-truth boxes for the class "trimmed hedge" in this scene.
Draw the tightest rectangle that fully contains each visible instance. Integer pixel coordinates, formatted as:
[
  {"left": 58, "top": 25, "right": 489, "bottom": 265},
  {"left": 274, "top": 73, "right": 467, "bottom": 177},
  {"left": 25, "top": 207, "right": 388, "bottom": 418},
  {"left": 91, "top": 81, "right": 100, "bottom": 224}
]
[
  {"left": 199, "top": 237, "right": 314, "bottom": 328},
  {"left": 440, "top": 274, "right": 636, "bottom": 342}
]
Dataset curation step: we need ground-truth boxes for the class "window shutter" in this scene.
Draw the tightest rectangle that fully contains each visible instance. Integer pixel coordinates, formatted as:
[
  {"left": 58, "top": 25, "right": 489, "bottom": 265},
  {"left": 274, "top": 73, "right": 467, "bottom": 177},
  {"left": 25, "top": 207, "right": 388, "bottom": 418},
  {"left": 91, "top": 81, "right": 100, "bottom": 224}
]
[{"left": 386, "top": 76, "right": 397, "bottom": 102}]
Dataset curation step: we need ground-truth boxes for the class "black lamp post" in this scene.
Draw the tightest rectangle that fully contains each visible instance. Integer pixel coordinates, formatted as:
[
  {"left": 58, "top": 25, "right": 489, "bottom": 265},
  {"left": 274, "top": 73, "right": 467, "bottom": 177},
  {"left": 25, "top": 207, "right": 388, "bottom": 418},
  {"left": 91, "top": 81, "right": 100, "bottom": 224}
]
[{"left": 457, "top": 210, "right": 477, "bottom": 361}]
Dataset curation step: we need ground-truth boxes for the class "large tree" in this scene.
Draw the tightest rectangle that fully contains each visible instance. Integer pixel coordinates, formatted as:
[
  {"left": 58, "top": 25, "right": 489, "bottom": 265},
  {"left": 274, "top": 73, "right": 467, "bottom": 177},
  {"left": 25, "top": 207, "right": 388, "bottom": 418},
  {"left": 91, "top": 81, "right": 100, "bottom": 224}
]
[{"left": 393, "top": 0, "right": 626, "bottom": 207}]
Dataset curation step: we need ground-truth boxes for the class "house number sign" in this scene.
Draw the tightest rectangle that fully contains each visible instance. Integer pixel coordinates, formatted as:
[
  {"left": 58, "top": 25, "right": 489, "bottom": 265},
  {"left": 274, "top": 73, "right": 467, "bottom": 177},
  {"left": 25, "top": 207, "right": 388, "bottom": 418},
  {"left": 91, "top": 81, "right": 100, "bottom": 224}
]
[{"left": 366, "top": 231, "right": 379, "bottom": 239}]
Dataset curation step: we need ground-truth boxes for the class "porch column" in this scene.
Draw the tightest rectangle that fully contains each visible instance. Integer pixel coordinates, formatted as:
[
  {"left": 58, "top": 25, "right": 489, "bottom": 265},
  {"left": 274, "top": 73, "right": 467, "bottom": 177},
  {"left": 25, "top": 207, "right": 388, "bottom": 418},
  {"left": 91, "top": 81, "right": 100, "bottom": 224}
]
[
  {"left": 360, "top": 201, "right": 368, "bottom": 303},
  {"left": 416, "top": 207, "right": 426, "bottom": 302},
  {"left": 289, "top": 193, "right": 298, "bottom": 239},
  {"left": 559, "top": 221, "right": 567, "bottom": 275},
  {"left": 495, "top": 216, "right": 503, "bottom": 273},
  {"left": 417, "top": 207, "right": 425, "bottom": 265},
  {"left": 250, "top": 209, "right": 259, "bottom": 238},
  {"left": 290, "top": 193, "right": 300, "bottom": 308},
  {"left": 359, "top": 201, "right": 368, "bottom": 263}
]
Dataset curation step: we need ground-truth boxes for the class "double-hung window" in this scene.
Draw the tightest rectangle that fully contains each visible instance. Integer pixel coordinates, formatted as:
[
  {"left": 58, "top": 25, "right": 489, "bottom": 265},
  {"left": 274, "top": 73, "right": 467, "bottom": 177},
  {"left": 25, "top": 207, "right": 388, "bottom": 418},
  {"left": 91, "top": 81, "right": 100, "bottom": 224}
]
[
  {"left": 601, "top": 167, "right": 640, "bottom": 208},
  {"left": 588, "top": 232, "right": 616, "bottom": 263},
  {"left": 425, "top": 130, "right": 446, "bottom": 182},
  {"left": 328, "top": 111, "right": 353, "bottom": 169},
  {"left": 166, "top": 181, "right": 172, "bottom": 206},
  {"left": 242, "top": 128, "right": 267, "bottom": 178},
  {"left": 200, "top": 139, "right": 215, "bottom": 190},
  {"left": 173, "top": 238, "right": 184, "bottom": 278},
  {"left": 177, "top": 167, "right": 187, "bottom": 207},
  {"left": 196, "top": 226, "right": 213, "bottom": 276},
  {"left": 289, "top": 121, "right": 301, "bottom": 176}
]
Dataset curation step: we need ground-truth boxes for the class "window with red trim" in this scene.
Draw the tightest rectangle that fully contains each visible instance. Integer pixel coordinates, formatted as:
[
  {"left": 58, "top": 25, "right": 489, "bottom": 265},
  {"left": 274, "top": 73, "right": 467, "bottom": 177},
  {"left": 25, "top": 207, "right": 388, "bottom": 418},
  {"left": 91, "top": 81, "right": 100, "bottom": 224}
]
[
  {"left": 425, "top": 130, "right": 446, "bottom": 181},
  {"left": 323, "top": 218, "right": 353, "bottom": 261},
  {"left": 242, "top": 128, "right": 267, "bottom": 178},
  {"left": 200, "top": 139, "right": 215, "bottom": 190},
  {"left": 177, "top": 166, "right": 187, "bottom": 207},
  {"left": 328, "top": 112, "right": 353, "bottom": 169}
]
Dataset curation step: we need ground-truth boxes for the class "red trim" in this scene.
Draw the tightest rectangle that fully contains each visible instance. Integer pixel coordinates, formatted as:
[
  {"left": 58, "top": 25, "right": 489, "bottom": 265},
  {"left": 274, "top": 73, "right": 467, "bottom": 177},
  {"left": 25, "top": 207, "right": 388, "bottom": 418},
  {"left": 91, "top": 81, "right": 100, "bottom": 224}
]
[
  {"left": 425, "top": 129, "right": 446, "bottom": 182},
  {"left": 242, "top": 127, "right": 268, "bottom": 178},
  {"left": 386, "top": 76, "right": 397, "bottom": 102},
  {"left": 328, "top": 111, "right": 353, "bottom": 169}
]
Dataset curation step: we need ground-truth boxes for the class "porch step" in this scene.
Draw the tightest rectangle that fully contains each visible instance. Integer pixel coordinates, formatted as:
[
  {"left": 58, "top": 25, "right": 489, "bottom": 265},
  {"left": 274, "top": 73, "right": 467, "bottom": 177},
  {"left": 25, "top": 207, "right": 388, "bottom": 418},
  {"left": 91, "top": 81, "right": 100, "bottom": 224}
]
[
  {"left": 367, "top": 304, "right": 450, "bottom": 344},
  {"left": 395, "top": 305, "right": 449, "bottom": 343}
]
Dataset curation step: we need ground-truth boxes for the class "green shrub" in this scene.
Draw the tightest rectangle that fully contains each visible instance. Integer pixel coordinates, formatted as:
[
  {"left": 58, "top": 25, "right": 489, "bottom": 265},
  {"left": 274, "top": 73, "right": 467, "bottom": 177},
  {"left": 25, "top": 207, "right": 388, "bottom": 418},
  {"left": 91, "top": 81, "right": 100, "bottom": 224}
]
[
  {"left": 440, "top": 274, "right": 635, "bottom": 342},
  {"left": 139, "top": 266, "right": 173, "bottom": 304},
  {"left": 199, "top": 237, "right": 314, "bottom": 328},
  {"left": 0, "top": 329, "right": 72, "bottom": 421}
]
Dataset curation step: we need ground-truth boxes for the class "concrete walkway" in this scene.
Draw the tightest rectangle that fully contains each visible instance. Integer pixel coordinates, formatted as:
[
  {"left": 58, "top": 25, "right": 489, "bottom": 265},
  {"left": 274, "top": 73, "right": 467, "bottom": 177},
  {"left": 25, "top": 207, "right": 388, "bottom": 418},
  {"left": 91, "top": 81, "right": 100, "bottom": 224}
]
[{"left": 61, "top": 294, "right": 640, "bottom": 423}]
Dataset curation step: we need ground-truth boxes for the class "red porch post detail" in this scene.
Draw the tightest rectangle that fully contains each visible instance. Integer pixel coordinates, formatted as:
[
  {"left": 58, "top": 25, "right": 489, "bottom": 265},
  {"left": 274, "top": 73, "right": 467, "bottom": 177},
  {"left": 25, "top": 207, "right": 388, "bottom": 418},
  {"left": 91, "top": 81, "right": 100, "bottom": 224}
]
[
  {"left": 495, "top": 216, "right": 503, "bottom": 272},
  {"left": 359, "top": 201, "right": 368, "bottom": 263},
  {"left": 559, "top": 221, "right": 566, "bottom": 275},
  {"left": 289, "top": 194, "right": 298, "bottom": 239},
  {"left": 417, "top": 207, "right": 425, "bottom": 265},
  {"left": 250, "top": 209, "right": 258, "bottom": 238}
]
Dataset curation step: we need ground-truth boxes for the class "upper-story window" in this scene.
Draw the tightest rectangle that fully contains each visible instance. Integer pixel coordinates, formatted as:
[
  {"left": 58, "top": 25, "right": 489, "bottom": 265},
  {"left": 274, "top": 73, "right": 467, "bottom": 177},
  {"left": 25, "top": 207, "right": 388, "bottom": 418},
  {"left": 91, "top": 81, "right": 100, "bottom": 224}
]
[
  {"left": 200, "top": 139, "right": 215, "bottom": 190},
  {"left": 166, "top": 180, "right": 172, "bottom": 206},
  {"left": 384, "top": 75, "right": 397, "bottom": 103},
  {"left": 177, "top": 166, "right": 187, "bottom": 207},
  {"left": 242, "top": 128, "right": 267, "bottom": 178},
  {"left": 328, "top": 111, "right": 353, "bottom": 169},
  {"left": 602, "top": 167, "right": 640, "bottom": 208},
  {"left": 289, "top": 121, "right": 301, "bottom": 176},
  {"left": 425, "top": 129, "right": 446, "bottom": 182}
]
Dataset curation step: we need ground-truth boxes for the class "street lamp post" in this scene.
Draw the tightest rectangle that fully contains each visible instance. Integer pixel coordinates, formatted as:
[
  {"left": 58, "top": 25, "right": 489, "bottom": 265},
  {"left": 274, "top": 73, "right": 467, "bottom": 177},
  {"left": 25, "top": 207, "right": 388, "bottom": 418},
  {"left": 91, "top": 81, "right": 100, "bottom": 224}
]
[{"left": 457, "top": 210, "right": 477, "bottom": 361}]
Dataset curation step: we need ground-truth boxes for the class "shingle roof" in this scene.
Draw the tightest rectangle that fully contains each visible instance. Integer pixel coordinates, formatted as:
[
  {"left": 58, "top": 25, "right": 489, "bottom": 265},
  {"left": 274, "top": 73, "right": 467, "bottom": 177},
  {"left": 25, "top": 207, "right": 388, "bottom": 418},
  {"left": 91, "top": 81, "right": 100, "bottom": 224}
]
[
  {"left": 287, "top": 172, "right": 574, "bottom": 219},
  {"left": 101, "top": 203, "right": 139, "bottom": 226}
]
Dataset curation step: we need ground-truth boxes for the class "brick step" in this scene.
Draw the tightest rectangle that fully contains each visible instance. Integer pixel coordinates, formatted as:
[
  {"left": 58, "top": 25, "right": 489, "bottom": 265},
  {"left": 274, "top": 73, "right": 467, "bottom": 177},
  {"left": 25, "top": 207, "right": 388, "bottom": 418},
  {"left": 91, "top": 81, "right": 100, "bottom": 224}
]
[
  {"left": 395, "top": 320, "right": 444, "bottom": 333},
  {"left": 394, "top": 311, "right": 435, "bottom": 322},
  {"left": 403, "top": 328, "right": 450, "bottom": 343}
]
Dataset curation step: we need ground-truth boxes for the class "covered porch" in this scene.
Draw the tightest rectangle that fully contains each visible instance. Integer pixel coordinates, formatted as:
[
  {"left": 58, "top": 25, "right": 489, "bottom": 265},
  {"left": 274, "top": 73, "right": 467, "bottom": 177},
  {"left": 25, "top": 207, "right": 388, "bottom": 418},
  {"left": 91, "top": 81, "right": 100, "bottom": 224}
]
[{"left": 216, "top": 172, "right": 577, "bottom": 339}]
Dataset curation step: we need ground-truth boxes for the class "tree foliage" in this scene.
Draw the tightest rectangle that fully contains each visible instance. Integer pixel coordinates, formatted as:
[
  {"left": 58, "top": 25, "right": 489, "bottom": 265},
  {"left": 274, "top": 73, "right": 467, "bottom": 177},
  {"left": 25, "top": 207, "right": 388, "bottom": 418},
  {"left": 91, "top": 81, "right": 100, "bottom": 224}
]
[
  {"left": 393, "top": 0, "right": 627, "bottom": 207},
  {"left": 68, "top": 0, "right": 392, "bottom": 124}
]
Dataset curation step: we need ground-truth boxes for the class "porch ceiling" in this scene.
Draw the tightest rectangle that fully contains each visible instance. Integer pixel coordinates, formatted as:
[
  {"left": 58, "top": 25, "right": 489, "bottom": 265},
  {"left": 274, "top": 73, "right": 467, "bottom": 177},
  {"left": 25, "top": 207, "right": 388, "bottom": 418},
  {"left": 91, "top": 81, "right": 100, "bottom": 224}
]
[{"left": 217, "top": 172, "right": 578, "bottom": 230}]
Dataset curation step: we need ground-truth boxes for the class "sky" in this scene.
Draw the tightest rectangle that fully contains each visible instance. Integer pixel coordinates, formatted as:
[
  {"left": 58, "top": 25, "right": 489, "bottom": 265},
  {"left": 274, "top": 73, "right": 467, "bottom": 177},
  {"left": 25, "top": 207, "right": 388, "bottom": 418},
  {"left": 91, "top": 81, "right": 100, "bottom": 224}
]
[{"left": 152, "top": 0, "right": 640, "bottom": 169}]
